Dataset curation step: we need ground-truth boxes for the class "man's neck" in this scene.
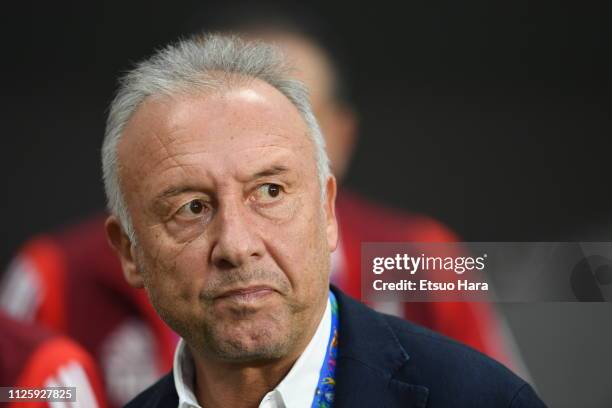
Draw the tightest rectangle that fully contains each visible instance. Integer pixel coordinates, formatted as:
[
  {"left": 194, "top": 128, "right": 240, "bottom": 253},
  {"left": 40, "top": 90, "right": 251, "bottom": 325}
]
[
  {"left": 191, "top": 300, "right": 328, "bottom": 408},
  {"left": 193, "top": 354, "right": 296, "bottom": 408}
]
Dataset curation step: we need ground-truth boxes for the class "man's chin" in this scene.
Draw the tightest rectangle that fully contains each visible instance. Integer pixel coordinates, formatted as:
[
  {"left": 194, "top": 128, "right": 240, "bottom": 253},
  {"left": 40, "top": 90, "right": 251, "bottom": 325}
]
[
  {"left": 208, "top": 328, "right": 291, "bottom": 362},
  {"left": 200, "top": 311, "right": 293, "bottom": 360}
]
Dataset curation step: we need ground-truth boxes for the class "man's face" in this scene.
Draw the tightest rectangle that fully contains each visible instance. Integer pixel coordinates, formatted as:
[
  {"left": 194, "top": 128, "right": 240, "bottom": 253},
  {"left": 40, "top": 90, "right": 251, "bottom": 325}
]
[{"left": 110, "top": 79, "right": 338, "bottom": 362}]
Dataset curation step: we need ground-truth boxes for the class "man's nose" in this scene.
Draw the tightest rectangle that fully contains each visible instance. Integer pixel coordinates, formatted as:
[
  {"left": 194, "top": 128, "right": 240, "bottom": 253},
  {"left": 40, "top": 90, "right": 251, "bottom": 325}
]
[{"left": 209, "top": 199, "right": 264, "bottom": 269}]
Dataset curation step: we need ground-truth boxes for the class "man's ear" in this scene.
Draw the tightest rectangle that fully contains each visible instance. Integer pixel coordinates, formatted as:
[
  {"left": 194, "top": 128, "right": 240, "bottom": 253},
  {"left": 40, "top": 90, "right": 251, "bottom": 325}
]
[
  {"left": 105, "top": 215, "right": 144, "bottom": 288},
  {"left": 324, "top": 175, "right": 339, "bottom": 252}
]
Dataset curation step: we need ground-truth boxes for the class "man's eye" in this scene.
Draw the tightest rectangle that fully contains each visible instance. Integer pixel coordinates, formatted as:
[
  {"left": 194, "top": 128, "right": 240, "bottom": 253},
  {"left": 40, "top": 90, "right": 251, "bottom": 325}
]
[
  {"left": 253, "top": 183, "right": 283, "bottom": 203},
  {"left": 176, "top": 199, "right": 209, "bottom": 219}
]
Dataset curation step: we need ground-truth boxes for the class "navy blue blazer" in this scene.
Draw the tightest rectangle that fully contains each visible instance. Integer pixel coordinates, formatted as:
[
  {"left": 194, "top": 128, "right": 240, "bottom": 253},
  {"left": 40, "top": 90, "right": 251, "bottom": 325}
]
[{"left": 125, "top": 287, "right": 547, "bottom": 407}]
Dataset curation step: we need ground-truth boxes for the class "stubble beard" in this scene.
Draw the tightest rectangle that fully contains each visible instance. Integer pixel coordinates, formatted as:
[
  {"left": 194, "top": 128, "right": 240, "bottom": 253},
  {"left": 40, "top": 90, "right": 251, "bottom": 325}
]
[
  {"left": 138, "top": 255, "right": 310, "bottom": 363},
  {"left": 195, "top": 298, "right": 307, "bottom": 363}
]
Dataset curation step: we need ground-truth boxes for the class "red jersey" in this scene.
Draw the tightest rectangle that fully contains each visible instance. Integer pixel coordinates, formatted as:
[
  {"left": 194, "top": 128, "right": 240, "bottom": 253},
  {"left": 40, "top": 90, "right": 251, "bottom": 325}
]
[
  {"left": 0, "top": 189, "right": 524, "bottom": 406},
  {"left": 0, "top": 216, "right": 175, "bottom": 408},
  {"left": 0, "top": 312, "right": 106, "bottom": 408}
]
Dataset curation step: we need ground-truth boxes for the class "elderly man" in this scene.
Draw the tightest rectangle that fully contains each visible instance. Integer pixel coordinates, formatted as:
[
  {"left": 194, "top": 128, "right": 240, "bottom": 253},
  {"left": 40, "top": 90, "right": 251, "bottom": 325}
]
[{"left": 102, "top": 34, "right": 545, "bottom": 408}]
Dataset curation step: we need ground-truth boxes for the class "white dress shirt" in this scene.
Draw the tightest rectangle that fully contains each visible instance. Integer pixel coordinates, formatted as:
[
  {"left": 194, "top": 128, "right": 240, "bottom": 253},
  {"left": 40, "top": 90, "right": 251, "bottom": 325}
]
[{"left": 174, "top": 298, "right": 332, "bottom": 408}]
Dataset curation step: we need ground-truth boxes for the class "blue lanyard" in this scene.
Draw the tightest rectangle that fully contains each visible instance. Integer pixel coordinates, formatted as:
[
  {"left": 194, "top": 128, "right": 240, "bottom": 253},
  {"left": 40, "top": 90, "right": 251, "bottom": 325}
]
[{"left": 311, "top": 291, "right": 339, "bottom": 408}]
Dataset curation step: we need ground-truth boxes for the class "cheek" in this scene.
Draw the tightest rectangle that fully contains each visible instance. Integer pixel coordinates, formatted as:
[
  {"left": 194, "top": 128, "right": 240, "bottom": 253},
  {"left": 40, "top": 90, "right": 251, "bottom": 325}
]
[
  {"left": 265, "top": 202, "right": 331, "bottom": 290},
  {"left": 138, "top": 234, "right": 209, "bottom": 303}
]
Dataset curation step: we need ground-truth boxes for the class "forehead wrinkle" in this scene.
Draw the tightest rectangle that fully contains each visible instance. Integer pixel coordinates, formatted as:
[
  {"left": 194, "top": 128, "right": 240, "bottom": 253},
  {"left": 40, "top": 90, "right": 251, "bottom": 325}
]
[
  {"left": 149, "top": 118, "right": 310, "bottom": 163},
  {"left": 231, "top": 145, "right": 307, "bottom": 179},
  {"left": 135, "top": 83, "right": 312, "bottom": 155},
  {"left": 118, "top": 109, "right": 187, "bottom": 188},
  {"left": 152, "top": 141, "right": 302, "bottom": 168}
]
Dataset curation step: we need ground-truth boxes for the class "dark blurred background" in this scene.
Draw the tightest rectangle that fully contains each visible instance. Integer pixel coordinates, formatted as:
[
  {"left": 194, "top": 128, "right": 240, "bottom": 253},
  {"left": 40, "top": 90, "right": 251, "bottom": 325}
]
[{"left": 1, "top": 0, "right": 610, "bottom": 406}]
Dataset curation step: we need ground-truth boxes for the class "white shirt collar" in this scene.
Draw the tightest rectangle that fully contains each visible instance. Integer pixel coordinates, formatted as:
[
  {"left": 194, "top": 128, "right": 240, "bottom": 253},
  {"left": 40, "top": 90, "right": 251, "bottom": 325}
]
[{"left": 173, "top": 297, "right": 332, "bottom": 408}]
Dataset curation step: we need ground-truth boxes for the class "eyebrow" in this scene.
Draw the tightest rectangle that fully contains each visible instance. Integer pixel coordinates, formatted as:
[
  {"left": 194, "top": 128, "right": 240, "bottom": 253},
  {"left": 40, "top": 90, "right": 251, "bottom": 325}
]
[
  {"left": 252, "top": 165, "right": 291, "bottom": 179},
  {"left": 154, "top": 186, "right": 203, "bottom": 202}
]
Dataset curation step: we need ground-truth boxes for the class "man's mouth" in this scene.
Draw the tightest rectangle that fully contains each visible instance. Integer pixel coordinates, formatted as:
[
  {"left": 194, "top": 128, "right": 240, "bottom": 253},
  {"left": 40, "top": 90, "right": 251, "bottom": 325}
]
[{"left": 215, "top": 285, "right": 276, "bottom": 303}]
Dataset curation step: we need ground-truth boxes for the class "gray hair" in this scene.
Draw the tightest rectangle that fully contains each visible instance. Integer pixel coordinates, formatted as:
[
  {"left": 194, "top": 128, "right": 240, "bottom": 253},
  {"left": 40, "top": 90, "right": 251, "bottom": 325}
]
[{"left": 101, "top": 34, "right": 330, "bottom": 241}]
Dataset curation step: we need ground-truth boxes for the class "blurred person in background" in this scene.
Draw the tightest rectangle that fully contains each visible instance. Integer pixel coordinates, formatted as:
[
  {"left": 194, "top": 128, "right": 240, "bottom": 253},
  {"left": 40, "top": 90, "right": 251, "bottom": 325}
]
[
  {"left": 0, "top": 5, "right": 528, "bottom": 406},
  {"left": 0, "top": 225, "right": 176, "bottom": 407},
  {"left": 0, "top": 311, "right": 107, "bottom": 407}
]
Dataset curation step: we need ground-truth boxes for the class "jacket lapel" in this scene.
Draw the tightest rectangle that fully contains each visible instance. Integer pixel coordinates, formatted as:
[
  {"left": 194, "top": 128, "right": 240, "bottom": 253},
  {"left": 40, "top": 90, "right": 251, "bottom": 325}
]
[{"left": 332, "top": 287, "right": 429, "bottom": 408}]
